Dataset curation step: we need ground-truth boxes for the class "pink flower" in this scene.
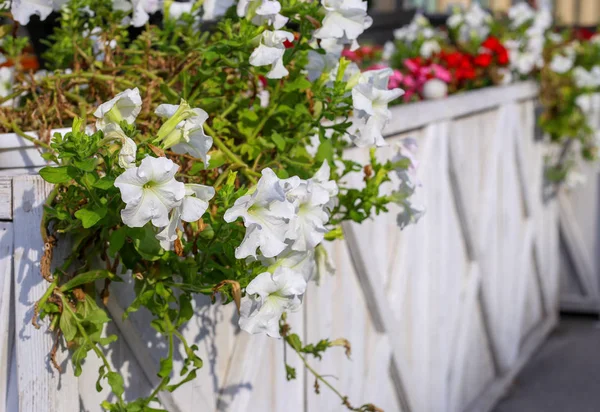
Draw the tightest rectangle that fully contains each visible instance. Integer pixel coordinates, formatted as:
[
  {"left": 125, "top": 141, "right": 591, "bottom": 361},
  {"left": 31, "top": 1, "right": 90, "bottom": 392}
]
[
  {"left": 365, "top": 65, "right": 403, "bottom": 90},
  {"left": 389, "top": 69, "right": 403, "bottom": 89}
]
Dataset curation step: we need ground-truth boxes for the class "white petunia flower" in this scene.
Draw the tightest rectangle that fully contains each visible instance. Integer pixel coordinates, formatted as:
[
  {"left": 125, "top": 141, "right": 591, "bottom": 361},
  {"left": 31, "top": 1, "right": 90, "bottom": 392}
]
[
  {"left": 249, "top": 30, "right": 294, "bottom": 79},
  {"left": 253, "top": 0, "right": 288, "bottom": 29},
  {"left": 167, "top": 0, "right": 193, "bottom": 19},
  {"left": 382, "top": 41, "right": 395, "bottom": 62},
  {"left": 224, "top": 168, "right": 297, "bottom": 259},
  {"left": 392, "top": 138, "right": 424, "bottom": 229},
  {"left": 239, "top": 267, "right": 307, "bottom": 337},
  {"left": 549, "top": 53, "right": 574, "bottom": 74},
  {"left": 284, "top": 162, "right": 338, "bottom": 251},
  {"left": 393, "top": 13, "right": 433, "bottom": 43},
  {"left": 103, "top": 123, "right": 138, "bottom": 169},
  {"left": 260, "top": 247, "right": 316, "bottom": 282},
  {"left": 446, "top": 13, "right": 462, "bottom": 29},
  {"left": 130, "top": 0, "right": 162, "bottom": 27},
  {"left": 114, "top": 156, "right": 185, "bottom": 228},
  {"left": 203, "top": 0, "right": 234, "bottom": 20},
  {"left": 351, "top": 69, "right": 404, "bottom": 147},
  {"left": 448, "top": 3, "right": 491, "bottom": 41},
  {"left": 508, "top": 2, "right": 535, "bottom": 28},
  {"left": 11, "top": 0, "right": 54, "bottom": 25},
  {"left": 573, "top": 66, "right": 600, "bottom": 89},
  {"left": 314, "top": 0, "right": 373, "bottom": 50},
  {"left": 94, "top": 88, "right": 142, "bottom": 131},
  {"left": 156, "top": 183, "right": 215, "bottom": 244},
  {"left": 155, "top": 103, "right": 213, "bottom": 165},
  {"left": 419, "top": 40, "right": 440, "bottom": 58}
]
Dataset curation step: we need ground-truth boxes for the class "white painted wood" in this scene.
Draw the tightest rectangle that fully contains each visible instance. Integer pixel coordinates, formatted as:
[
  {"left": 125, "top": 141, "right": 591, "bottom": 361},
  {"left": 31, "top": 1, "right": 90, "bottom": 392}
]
[
  {"left": 0, "top": 222, "right": 13, "bottom": 411},
  {"left": 3, "top": 84, "right": 567, "bottom": 412},
  {"left": 12, "top": 175, "right": 79, "bottom": 412},
  {"left": 0, "top": 177, "right": 11, "bottom": 220},
  {"left": 383, "top": 81, "right": 538, "bottom": 137},
  {"left": 0, "top": 128, "right": 71, "bottom": 170}
]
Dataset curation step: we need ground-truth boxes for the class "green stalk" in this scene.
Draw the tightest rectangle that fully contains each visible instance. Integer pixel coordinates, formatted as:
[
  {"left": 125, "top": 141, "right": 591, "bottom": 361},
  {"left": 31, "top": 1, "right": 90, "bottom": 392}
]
[{"left": 60, "top": 295, "right": 126, "bottom": 407}]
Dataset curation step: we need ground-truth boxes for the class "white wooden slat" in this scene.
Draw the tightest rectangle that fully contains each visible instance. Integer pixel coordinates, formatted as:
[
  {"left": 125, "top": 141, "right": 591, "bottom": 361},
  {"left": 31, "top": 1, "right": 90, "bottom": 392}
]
[
  {"left": 305, "top": 239, "right": 403, "bottom": 412},
  {"left": 0, "top": 177, "right": 11, "bottom": 220},
  {"left": 384, "top": 81, "right": 539, "bottom": 137},
  {"left": 0, "top": 148, "right": 47, "bottom": 169},
  {"left": 12, "top": 175, "right": 78, "bottom": 412},
  {"left": 558, "top": 191, "right": 599, "bottom": 303},
  {"left": 0, "top": 222, "right": 13, "bottom": 410},
  {"left": 7, "top": 339, "right": 18, "bottom": 412},
  {"left": 0, "top": 128, "right": 71, "bottom": 150},
  {"left": 448, "top": 263, "right": 481, "bottom": 412}
]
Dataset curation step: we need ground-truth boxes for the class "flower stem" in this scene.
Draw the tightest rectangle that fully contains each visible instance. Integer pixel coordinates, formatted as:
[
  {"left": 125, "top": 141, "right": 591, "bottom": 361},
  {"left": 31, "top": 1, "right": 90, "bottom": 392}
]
[{"left": 60, "top": 295, "right": 126, "bottom": 407}]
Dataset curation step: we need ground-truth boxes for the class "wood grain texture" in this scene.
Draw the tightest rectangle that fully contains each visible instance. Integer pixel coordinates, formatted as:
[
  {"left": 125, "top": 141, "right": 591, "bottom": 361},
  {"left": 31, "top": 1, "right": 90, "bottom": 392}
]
[
  {"left": 12, "top": 175, "right": 78, "bottom": 412},
  {"left": 3, "top": 87, "right": 567, "bottom": 412},
  {"left": 0, "top": 222, "right": 13, "bottom": 411},
  {"left": 0, "top": 177, "right": 11, "bottom": 220}
]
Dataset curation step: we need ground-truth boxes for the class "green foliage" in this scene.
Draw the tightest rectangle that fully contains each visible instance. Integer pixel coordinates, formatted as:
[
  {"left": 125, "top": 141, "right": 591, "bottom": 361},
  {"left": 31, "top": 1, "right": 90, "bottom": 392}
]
[{"left": 30, "top": 0, "right": 411, "bottom": 410}]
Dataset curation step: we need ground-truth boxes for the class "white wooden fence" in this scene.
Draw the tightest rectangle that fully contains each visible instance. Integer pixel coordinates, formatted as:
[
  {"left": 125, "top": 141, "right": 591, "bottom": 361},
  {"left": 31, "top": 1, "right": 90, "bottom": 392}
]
[
  {"left": 558, "top": 94, "right": 600, "bottom": 314},
  {"left": 0, "top": 81, "right": 570, "bottom": 412}
]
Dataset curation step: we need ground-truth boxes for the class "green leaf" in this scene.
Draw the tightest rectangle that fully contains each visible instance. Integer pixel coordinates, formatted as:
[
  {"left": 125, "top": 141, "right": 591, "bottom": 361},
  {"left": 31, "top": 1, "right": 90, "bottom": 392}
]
[
  {"left": 72, "top": 345, "right": 88, "bottom": 376},
  {"left": 133, "top": 226, "right": 163, "bottom": 261},
  {"left": 93, "top": 176, "right": 115, "bottom": 190},
  {"left": 60, "top": 309, "right": 77, "bottom": 342},
  {"left": 75, "top": 206, "right": 107, "bottom": 228},
  {"left": 109, "top": 227, "right": 128, "bottom": 256},
  {"left": 287, "top": 333, "right": 302, "bottom": 352},
  {"left": 167, "top": 369, "right": 198, "bottom": 392},
  {"left": 158, "top": 356, "right": 173, "bottom": 378},
  {"left": 73, "top": 158, "right": 98, "bottom": 172},
  {"left": 271, "top": 132, "right": 286, "bottom": 151},
  {"left": 315, "top": 140, "right": 334, "bottom": 163},
  {"left": 60, "top": 270, "right": 121, "bottom": 292},
  {"left": 177, "top": 294, "right": 193, "bottom": 327},
  {"left": 106, "top": 372, "right": 125, "bottom": 398},
  {"left": 283, "top": 77, "right": 311, "bottom": 92},
  {"left": 96, "top": 365, "right": 106, "bottom": 392},
  {"left": 39, "top": 166, "right": 77, "bottom": 183},
  {"left": 85, "top": 309, "right": 111, "bottom": 325}
]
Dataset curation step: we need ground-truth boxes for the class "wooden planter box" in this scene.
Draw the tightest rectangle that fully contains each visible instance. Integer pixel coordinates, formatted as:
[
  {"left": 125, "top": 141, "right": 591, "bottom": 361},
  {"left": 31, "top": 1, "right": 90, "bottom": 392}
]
[
  {"left": 0, "top": 82, "right": 570, "bottom": 412},
  {"left": 0, "top": 128, "right": 70, "bottom": 174}
]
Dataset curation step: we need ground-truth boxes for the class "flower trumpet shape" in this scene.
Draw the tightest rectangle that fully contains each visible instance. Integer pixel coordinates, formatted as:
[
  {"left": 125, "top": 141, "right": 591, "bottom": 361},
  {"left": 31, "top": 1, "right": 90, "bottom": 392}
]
[
  {"left": 94, "top": 88, "right": 142, "bottom": 131},
  {"left": 253, "top": 0, "right": 289, "bottom": 29},
  {"left": 102, "top": 123, "right": 138, "bottom": 169},
  {"left": 239, "top": 267, "right": 307, "bottom": 337},
  {"left": 284, "top": 162, "right": 338, "bottom": 251},
  {"left": 156, "top": 183, "right": 215, "bottom": 244},
  {"left": 224, "top": 168, "right": 297, "bottom": 259},
  {"left": 351, "top": 68, "right": 404, "bottom": 147},
  {"left": 115, "top": 156, "right": 185, "bottom": 228},
  {"left": 155, "top": 103, "right": 213, "bottom": 166},
  {"left": 249, "top": 30, "right": 295, "bottom": 79},
  {"left": 314, "top": 0, "right": 373, "bottom": 50}
]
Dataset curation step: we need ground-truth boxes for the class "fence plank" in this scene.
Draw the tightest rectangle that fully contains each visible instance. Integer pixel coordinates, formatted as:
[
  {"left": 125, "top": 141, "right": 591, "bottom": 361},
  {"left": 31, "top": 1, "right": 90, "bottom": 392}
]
[
  {"left": 0, "top": 222, "right": 13, "bottom": 410},
  {"left": 0, "top": 177, "right": 11, "bottom": 220},
  {"left": 12, "top": 175, "right": 78, "bottom": 412}
]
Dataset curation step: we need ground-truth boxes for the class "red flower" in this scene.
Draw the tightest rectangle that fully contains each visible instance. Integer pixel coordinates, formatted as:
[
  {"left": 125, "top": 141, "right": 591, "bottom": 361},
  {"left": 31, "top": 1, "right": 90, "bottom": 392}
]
[
  {"left": 474, "top": 53, "right": 492, "bottom": 67},
  {"left": 482, "top": 36, "right": 502, "bottom": 53},
  {"left": 442, "top": 52, "right": 463, "bottom": 68},
  {"left": 283, "top": 32, "right": 300, "bottom": 48},
  {"left": 496, "top": 47, "right": 509, "bottom": 65}
]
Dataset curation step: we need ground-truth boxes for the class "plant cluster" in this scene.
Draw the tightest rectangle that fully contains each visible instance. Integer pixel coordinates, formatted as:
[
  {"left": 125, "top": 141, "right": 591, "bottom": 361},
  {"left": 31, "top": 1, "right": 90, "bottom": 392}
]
[
  {"left": 346, "top": 3, "right": 599, "bottom": 182},
  {"left": 14, "top": 0, "right": 424, "bottom": 410}
]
